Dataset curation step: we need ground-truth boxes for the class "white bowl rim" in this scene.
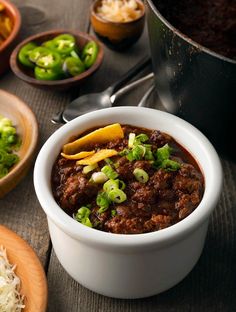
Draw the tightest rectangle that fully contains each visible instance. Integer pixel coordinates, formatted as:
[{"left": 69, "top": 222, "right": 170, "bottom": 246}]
[{"left": 34, "top": 107, "right": 222, "bottom": 249}]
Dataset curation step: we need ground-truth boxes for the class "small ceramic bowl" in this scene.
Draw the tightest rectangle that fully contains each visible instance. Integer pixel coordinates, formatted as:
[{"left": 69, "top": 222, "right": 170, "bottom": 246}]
[
  {"left": 0, "top": 225, "right": 47, "bottom": 312},
  {"left": 10, "top": 29, "right": 104, "bottom": 91},
  {"left": 0, "top": 89, "right": 38, "bottom": 198},
  {"left": 90, "top": 0, "right": 145, "bottom": 50},
  {"left": 34, "top": 106, "right": 222, "bottom": 299},
  {"left": 0, "top": 0, "right": 21, "bottom": 75}
]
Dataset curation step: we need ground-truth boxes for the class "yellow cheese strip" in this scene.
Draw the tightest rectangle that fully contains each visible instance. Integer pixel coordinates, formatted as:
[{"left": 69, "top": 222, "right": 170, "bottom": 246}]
[
  {"left": 61, "top": 151, "right": 95, "bottom": 160},
  {"left": 76, "top": 149, "right": 118, "bottom": 165},
  {"left": 63, "top": 123, "right": 124, "bottom": 155}
]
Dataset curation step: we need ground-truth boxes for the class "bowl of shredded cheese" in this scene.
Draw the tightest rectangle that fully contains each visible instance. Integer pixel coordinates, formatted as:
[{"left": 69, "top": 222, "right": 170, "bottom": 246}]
[
  {"left": 90, "top": 0, "right": 145, "bottom": 50},
  {"left": 0, "top": 225, "right": 47, "bottom": 312}
]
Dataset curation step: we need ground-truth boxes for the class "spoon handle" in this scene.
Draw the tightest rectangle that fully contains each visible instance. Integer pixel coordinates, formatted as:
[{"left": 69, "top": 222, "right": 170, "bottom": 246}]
[
  {"left": 106, "top": 55, "right": 151, "bottom": 95},
  {"left": 138, "top": 84, "right": 155, "bottom": 107},
  {"left": 110, "top": 72, "right": 154, "bottom": 103}
]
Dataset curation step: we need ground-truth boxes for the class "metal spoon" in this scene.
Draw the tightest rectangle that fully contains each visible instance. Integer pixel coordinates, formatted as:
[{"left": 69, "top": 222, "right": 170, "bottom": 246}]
[{"left": 51, "top": 56, "right": 153, "bottom": 124}]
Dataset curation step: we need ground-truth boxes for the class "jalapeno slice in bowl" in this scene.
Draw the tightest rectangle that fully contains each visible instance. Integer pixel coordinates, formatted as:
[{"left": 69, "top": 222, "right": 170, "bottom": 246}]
[
  {"left": 36, "top": 50, "right": 61, "bottom": 69},
  {"left": 52, "top": 34, "right": 76, "bottom": 55},
  {"left": 34, "top": 66, "right": 63, "bottom": 81},
  {"left": 81, "top": 41, "right": 99, "bottom": 68},
  {"left": 29, "top": 47, "right": 51, "bottom": 63},
  {"left": 18, "top": 42, "right": 38, "bottom": 68},
  {"left": 64, "top": 56, "right": 85, "bottom": 76}
]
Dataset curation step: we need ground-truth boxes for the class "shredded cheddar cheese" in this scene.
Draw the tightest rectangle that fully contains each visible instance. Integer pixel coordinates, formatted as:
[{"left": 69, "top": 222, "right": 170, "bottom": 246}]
[{"left": 0, "top": 246, "right": 25, "bottom": 312}]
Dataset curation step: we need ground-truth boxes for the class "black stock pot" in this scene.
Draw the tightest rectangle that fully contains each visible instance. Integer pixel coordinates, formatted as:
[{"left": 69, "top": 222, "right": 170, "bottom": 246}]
[{"left": 146, "top": 0, "right": 236, "bottom": 160}]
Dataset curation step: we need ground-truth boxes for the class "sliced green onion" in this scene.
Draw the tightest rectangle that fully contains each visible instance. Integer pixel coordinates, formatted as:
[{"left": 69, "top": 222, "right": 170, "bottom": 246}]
[
  {"left": 145, "top": 150, "right": 154, "bottom": 160},
  {"left": 0, "top": 164, "right": 8, "bottom": 178},
  {"left": 132, "top": 145, "right": 146, "bottom": 159},
  {"left": 134, "top": 133, "right": 149, "bottom": 144},
  {"left": 75, "top": 206, "right": 93, "bottom": 227},
  {"left": 101, "top": 165, "right": 118, "bottom": 179},
  {"left": 111, "top": 209, "right": 117, "bottom": 217},
  {"left": 98, "top": 206, "right": 109, "bottom": 214},
  {"left": 96, "top": 192, "right": 110, "bottom": 213},
  {"left": 133, "top": 168, "right": 149, "bottom": 183},
  {"left": 91, "top": 171, "right": 108, "bottom": 183},
  {"left": 104, "top": 158, "right": 113, "bottom": 165},
  {"left": 103, "top": 179, "right": 119, "bottom": 193},
  {"left": 118, "top": 179, "right": 126, "bottom": 190},
  {"left": 119, "top": 148, "right": 129, "bottom": 156},
  {"left": 128, "top": 133, "right": 136, "bottom": 148},
  {"left": 161, "top": 159, "right": 181, "bottom": 171},
  {"left": 156, "top": 144, "right": 172, "bottom": 162},
  {"left": 108, "top": 188, "right": 127, "bottom": 203},
  {"left": 82, "top": 163, "right": 98, "bottom": 174}
]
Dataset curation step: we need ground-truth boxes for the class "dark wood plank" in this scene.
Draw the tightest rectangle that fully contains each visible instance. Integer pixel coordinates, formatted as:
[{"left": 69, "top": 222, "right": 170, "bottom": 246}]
[{"left": 0, "top": 0, "right": 92, "bottom": 266}]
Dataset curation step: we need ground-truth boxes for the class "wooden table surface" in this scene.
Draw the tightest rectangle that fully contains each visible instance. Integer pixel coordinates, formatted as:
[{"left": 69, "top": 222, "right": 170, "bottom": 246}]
[{"left": 0, "top": 1, "right": 236, "bottom": 311}]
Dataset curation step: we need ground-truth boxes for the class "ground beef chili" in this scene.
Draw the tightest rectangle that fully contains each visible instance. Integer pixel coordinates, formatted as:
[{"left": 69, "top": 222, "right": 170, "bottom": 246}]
[
  {"left": 51, "top": 125, "right": 204, "bottom": 234},
  {"left": 155, "top": 0, "right": 236, "bottom": 60}
]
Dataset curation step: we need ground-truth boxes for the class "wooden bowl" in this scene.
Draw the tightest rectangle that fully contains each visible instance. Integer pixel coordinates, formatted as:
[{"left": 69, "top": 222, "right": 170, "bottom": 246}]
[
  {"left": 0, "top": 225, "right": 47, "bottom": 312},
  {"left": 10, "top": 29, "right": 104, "bottom": 91},
  {"left": 0, "top": 0, "right": 21, "bottom": 75},
  {"left": 90, "top": 0, "right": 145, "bottom": 50},
  {"left": 0, "top": 89, "right": 38, "bottom": 198}
]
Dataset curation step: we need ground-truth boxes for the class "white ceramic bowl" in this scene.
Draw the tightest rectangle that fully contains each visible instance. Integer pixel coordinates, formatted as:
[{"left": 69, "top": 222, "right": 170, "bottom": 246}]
[{"left": 34, "top": 107, "right": 222, "bottom": 299}]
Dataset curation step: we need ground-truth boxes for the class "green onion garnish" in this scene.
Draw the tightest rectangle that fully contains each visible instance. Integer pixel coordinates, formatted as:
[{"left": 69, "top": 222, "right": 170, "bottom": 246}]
[
  {"left": 156, "top": 143, "right": 172, "bottom": 162},
  {"left": 82, "top": 163, "right": 98, "bottom": 174},
  {"left": 103, "top": 179, "right": 119, "bottom": 193},
  {"left": 101, "top": 165, "right": 119, "bottom": 179},
  {"left": 133, "top": 168, "right": 149, "bottom": 183},
  {"left": 128, "top": 133, "right": 136, "bottom": 148},
  {"left": 134, "top": 133, "right": 149, "bottom": 144},
  {"left": 161, "top": 159, "right": 181, "bottom": 171},
  {"left": 75, "top": 206, "right": 93, "bottom": 227},
  {"left": 96, "top": 192, "right": 110, "bottom": 213},
  {"left": 108, "top": 188, "right": 127, "bottom": 203}
]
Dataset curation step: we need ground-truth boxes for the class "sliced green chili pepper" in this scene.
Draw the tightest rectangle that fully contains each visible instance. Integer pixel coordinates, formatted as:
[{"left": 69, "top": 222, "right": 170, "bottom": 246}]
[
  {"left": 52, "top": 34, "right": 76, "bottom": 55},
  {"left": 34, "top": 66, "right": 62, "bottom": 81},
  {"left": 18, "top": 42, "right": 38, "bottom": 68},
  {"left": 29, "top": 47, "right": 51, "bottom": 63},
  {"left": 133, "top": 168, "right": 149, "bottom": 183},
  {"left": 36, "top": 50, "right": 61, "bottom": 69},
  {"left": 42, "top": 40, "right": 55, "bottom": 50},
  {"left": 81, "top": 41, "right": 98, "bottom": 68},
  {"left": 64, "top": 57, "right": 85, "bottom": 76}
]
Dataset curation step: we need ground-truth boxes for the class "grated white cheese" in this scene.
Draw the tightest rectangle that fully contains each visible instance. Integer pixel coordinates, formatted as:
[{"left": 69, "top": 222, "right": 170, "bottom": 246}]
[
  {"left": 96, "top": 0, "right": 142, "bottom": 23},
  {"left": 0, "top": 246, "right": 25, "bottom": 312}
]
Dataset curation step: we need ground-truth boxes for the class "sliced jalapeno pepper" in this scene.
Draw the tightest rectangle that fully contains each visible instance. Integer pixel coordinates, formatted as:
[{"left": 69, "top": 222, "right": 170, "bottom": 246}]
[
  {"left": 18, "top": 42, "right": 38, "bottom": 68},
  {"left": 64, "top": 56, "right": 85, "bottom": 76},
  {"left": 81, "top": 41, "right": 98, "bottom": 68},
  {"left": 34, "top": 66, "right": 63, "bottom": 81},
  {"left": 29, "top": 47, "right": 51, "bottom": 63},
  {"left": 42, "top": 40, "right": 55, "bottom": 49},
  {"left": 52, "top": 34, "right": 76, "bottom": 55},
  {"left": 36, "top": 50, "right": 61, "bottom": 69}
]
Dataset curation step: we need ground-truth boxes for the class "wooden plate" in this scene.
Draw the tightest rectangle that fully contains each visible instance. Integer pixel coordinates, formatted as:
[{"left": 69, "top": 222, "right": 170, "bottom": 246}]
[
  {"left": 0, "top": 225, "right": 48, "bottom": 312},
  {"left": 0, "top": 89, "right": 38, "bottom": 198}
]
